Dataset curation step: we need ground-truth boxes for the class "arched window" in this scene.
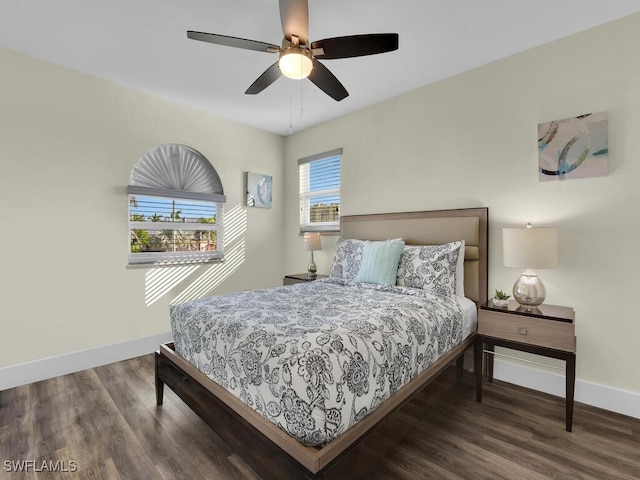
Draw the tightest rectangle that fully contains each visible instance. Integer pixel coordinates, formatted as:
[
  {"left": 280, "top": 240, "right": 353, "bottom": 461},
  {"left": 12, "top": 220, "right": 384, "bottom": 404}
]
[{"left": 127, "top": 144, "right": 226, "bottom": 265}]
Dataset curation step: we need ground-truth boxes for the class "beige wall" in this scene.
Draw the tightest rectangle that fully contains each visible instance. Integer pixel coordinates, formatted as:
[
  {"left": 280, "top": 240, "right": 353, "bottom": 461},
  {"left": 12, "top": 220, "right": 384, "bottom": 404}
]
[
  {"left": 0, "top": 47, "right": 284, "bottom": 369},
  {"left": 284, "top": 14, "right": 640, "bottom": 395},
  {"left": 3, "top": 13, "right": 639, "bottom": 400}
]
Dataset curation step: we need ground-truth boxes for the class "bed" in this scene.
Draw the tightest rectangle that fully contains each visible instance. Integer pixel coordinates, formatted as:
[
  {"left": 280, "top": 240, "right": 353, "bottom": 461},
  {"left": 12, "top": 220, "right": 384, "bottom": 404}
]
[{"left": 155, "top": 207, "right": 488, "bottom": 478}]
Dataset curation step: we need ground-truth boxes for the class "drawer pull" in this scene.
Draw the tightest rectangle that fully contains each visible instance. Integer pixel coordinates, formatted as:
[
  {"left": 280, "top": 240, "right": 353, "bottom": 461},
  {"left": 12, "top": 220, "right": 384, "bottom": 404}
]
[{"left": 518, "top": 325, "right": 527, "bottom": 335}]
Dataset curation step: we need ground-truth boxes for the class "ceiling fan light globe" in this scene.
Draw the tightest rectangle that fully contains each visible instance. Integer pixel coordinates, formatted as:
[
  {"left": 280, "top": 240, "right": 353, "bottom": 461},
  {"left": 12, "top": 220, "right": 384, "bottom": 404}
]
[{"left": 279, "top": 48, "right": 313, "bottom": 79}]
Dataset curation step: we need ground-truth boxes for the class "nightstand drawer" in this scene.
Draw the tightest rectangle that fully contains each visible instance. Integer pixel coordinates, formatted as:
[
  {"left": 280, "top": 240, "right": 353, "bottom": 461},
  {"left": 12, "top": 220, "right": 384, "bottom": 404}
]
[{"left": 478, "top": 309, "right": 575, "bottom": 353}]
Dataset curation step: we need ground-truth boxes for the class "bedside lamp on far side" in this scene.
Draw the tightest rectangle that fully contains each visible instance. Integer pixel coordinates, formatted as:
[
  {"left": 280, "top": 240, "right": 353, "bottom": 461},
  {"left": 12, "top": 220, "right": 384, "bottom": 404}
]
[
  {"left": 303, "top": 232, "right": 322, "bottom": 279},
  {"left": 503, "top": 224, "right": 558, "bottom": 308}
]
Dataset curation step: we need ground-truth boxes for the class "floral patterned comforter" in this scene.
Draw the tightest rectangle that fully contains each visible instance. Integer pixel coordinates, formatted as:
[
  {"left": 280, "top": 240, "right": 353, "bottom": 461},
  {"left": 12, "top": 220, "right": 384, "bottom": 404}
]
[{"left": 170, "top": 279, "right": 464, "bottom": 446}]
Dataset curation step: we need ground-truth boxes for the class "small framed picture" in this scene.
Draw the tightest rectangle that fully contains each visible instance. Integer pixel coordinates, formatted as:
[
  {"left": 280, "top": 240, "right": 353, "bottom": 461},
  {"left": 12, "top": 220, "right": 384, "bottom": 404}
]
[{"left": 245, "top": 172, "right": 273, "bottom": 208}]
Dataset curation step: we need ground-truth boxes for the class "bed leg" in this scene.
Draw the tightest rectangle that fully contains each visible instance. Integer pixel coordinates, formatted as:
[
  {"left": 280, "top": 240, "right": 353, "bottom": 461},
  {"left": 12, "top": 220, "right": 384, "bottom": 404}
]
[
  {"left": 155, "top": 351, "right": 165, "bottom": 406},
  {"left": 456, "top": 354, "right": 464, "bottom": 380}
]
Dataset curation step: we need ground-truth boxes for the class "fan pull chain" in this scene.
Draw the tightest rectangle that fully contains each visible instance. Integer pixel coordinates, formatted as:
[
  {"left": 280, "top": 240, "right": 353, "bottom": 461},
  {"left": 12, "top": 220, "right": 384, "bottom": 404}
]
[
  {"left": 300, "top": 78, "right": 304, "bottom": 119},
  {"left": 289, "top": 81, "right": 294, "bottom": 134}
]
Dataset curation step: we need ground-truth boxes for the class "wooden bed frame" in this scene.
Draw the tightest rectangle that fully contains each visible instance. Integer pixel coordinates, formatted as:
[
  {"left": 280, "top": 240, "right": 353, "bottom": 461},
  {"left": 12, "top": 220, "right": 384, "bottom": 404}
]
[{"left": 155, "top": 207, "right": 488, "bottom": 479}]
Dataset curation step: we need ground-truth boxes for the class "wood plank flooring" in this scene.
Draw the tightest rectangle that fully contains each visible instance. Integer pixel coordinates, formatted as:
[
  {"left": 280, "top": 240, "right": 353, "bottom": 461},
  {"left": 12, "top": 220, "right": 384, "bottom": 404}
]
[{"left": 1, "top": 354, "right": 638, "bottom": 479}]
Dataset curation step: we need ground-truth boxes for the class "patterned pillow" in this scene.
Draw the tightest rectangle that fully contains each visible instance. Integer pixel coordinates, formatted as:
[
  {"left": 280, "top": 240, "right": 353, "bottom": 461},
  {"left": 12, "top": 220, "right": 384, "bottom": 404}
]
[
  {"left": 396, "top": 241, "right": 464, "bottom": 296},
  {"left": 329, "top": 238, "right": 366, "bottom": 282}
]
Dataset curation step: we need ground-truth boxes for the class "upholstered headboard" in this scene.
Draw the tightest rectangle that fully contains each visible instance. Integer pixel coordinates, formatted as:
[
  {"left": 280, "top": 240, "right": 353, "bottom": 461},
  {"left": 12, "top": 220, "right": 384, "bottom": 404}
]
[{"left": 340, "top": 208, "right": 488, "bottom": 305}]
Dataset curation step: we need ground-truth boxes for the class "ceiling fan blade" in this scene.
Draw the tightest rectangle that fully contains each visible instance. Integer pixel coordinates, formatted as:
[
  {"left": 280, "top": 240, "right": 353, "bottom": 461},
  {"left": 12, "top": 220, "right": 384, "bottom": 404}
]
[
  {"left": 307, "top": 59, "right": 348, "bottom": 101},
  {"left": 187, "top": 31, "right": 279, "bottom": 53},
  {"left": 279, "top": 0, "right": 309, "bottom": 45},
  {"left": 245, "top": 62, "right": 282, "bottom": 95},
  {"left": 312, "top": 33, "right": 399, "bottom": 59}
]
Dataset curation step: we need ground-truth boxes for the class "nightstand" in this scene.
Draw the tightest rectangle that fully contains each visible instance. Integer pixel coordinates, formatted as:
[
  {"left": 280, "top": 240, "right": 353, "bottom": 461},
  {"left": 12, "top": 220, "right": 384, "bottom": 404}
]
[
  {"left": 283, "top": 273, "right": 328, "bottom": 286},
  {"left": 474, "top": 299, "right": 576, "bottom": 431}
]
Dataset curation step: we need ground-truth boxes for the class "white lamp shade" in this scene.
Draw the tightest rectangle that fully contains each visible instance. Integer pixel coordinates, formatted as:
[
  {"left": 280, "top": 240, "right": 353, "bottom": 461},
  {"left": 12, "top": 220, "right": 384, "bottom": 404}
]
[
  {"left": 503, "top": 227, "right": 558, "bottom": 269},
  {"left": 303, "top": 232, "right": 322, "bottom": 251}
]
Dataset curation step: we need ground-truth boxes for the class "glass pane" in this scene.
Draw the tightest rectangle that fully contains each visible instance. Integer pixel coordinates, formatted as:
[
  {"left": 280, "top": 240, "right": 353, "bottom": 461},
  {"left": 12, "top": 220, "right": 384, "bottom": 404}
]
[
  {"left": 299, "top": 153, "right": 341, "bottom": 229},
  {"left": 308, "top": 156, "right": 340, "bottom": 193},
  {"left": 129, "top": 196, "right": 216, "bottom": 224},
  {"left": 130, "top": 229, "right": 217, "bottom": 254},
  {"left": 309, "top": 195, "right": 340, "bottom": 223}
]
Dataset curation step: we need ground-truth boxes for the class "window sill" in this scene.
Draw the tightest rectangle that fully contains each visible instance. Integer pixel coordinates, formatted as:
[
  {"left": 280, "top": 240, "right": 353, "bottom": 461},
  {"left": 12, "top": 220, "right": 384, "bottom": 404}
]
[
  {"left": 126, "top": 257, "right": 224, "bottom": 270},
  {"left": 298, "top": 231, "right": 339, "bottom": 236}
]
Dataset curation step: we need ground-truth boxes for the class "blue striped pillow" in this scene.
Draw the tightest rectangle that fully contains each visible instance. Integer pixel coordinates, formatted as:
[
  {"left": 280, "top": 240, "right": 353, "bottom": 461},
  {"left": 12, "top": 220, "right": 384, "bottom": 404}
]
[{"left": 355, "top": 240, "right": 405, "bottom": 286}]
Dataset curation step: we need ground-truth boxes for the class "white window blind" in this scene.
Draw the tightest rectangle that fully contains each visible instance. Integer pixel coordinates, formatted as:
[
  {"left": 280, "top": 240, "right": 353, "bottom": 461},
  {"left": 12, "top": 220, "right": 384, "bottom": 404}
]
[
  {"left": 299, "top": 148, "right": 341, "bottom": 232},
  {"left": 128, "top": 194, "right": 223, "bottom": 265}
]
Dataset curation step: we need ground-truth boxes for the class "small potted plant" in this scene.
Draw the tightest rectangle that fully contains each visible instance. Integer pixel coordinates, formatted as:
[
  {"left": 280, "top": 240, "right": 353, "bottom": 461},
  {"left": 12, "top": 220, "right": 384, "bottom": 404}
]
[{"left": 493, "top": 289, "right": 510, "bottom": 307}]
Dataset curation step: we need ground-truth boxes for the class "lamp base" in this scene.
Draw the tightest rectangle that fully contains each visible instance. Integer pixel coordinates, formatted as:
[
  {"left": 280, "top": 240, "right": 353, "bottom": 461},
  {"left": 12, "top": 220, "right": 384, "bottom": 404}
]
[
  {"left": 307, "top": 252, "right": 317, "bottom": 279},
  {"left": 513, "top": 269, "right": 546, "bottom": 307}
]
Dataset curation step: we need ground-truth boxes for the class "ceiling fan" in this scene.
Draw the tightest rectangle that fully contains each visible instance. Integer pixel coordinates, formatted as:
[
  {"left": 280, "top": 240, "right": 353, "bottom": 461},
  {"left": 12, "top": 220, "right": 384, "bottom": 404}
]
[{"left": 187, "top": 0, "right": 399, "bottom": 101}]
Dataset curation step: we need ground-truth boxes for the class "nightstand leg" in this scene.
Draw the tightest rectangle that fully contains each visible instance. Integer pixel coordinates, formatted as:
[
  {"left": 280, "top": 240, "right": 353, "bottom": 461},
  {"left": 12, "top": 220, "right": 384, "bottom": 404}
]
[
  {"left": 486, "top": 343, "right": 495, "bottom": 382},
  {"left": 474, "top": 336, "right": 483, "bottom": 402},
  {"left": 566, "top": 353, "right": 576, "bottom": 432}
]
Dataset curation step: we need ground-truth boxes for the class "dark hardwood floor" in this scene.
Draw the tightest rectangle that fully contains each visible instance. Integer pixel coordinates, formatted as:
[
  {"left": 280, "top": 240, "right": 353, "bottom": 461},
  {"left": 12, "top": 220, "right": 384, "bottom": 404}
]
[{"left": 1, "top": 354, "right": 639, "bottom": 479}]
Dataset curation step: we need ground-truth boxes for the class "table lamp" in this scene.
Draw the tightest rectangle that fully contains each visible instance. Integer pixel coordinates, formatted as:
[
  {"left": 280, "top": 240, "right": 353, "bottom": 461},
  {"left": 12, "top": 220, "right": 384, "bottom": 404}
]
[
  {"left": 303, "top": 232, "right": 322, "bottom": 279},
  {"left": 503, "top": 224, "right": 558, "bottom": 307}
]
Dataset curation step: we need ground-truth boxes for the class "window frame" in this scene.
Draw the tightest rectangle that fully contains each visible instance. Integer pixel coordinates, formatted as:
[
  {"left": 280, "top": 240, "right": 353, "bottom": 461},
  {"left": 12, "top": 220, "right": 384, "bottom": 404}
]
[
  {"left": 298, "top": 148, "right": 342, "bottom": 233},
  {"left": 128, "top": 189, "right": 224, "bottom": 265},
  {"left": 127, "top": 144, "right": 226, "bottom": 267}
]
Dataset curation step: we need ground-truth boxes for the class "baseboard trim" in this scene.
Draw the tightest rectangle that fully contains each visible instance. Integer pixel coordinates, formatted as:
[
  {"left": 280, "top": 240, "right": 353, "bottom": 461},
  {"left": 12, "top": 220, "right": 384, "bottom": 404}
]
[
  {"left": 493, "top": 358, "right": 640, "bottom": 420},
  {"left": 0, "top": 331, "right": 173, "bottom": 391}
]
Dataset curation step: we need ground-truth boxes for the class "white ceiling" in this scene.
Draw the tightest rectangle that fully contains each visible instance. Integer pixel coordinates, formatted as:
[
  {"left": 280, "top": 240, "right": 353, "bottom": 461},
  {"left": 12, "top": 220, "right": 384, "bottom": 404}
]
[{"left": 2, "top": 1, "right": 639, "bottom": 136}]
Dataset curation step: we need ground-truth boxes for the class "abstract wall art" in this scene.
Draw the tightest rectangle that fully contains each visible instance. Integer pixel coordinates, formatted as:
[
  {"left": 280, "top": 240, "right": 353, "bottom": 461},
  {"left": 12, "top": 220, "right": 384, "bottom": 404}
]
[
  {"left": 538, "top": 111, "right": 608, "bottom": 181},
  {"left": 245, "top": 172, "right": 273, "bottom": 208}
]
